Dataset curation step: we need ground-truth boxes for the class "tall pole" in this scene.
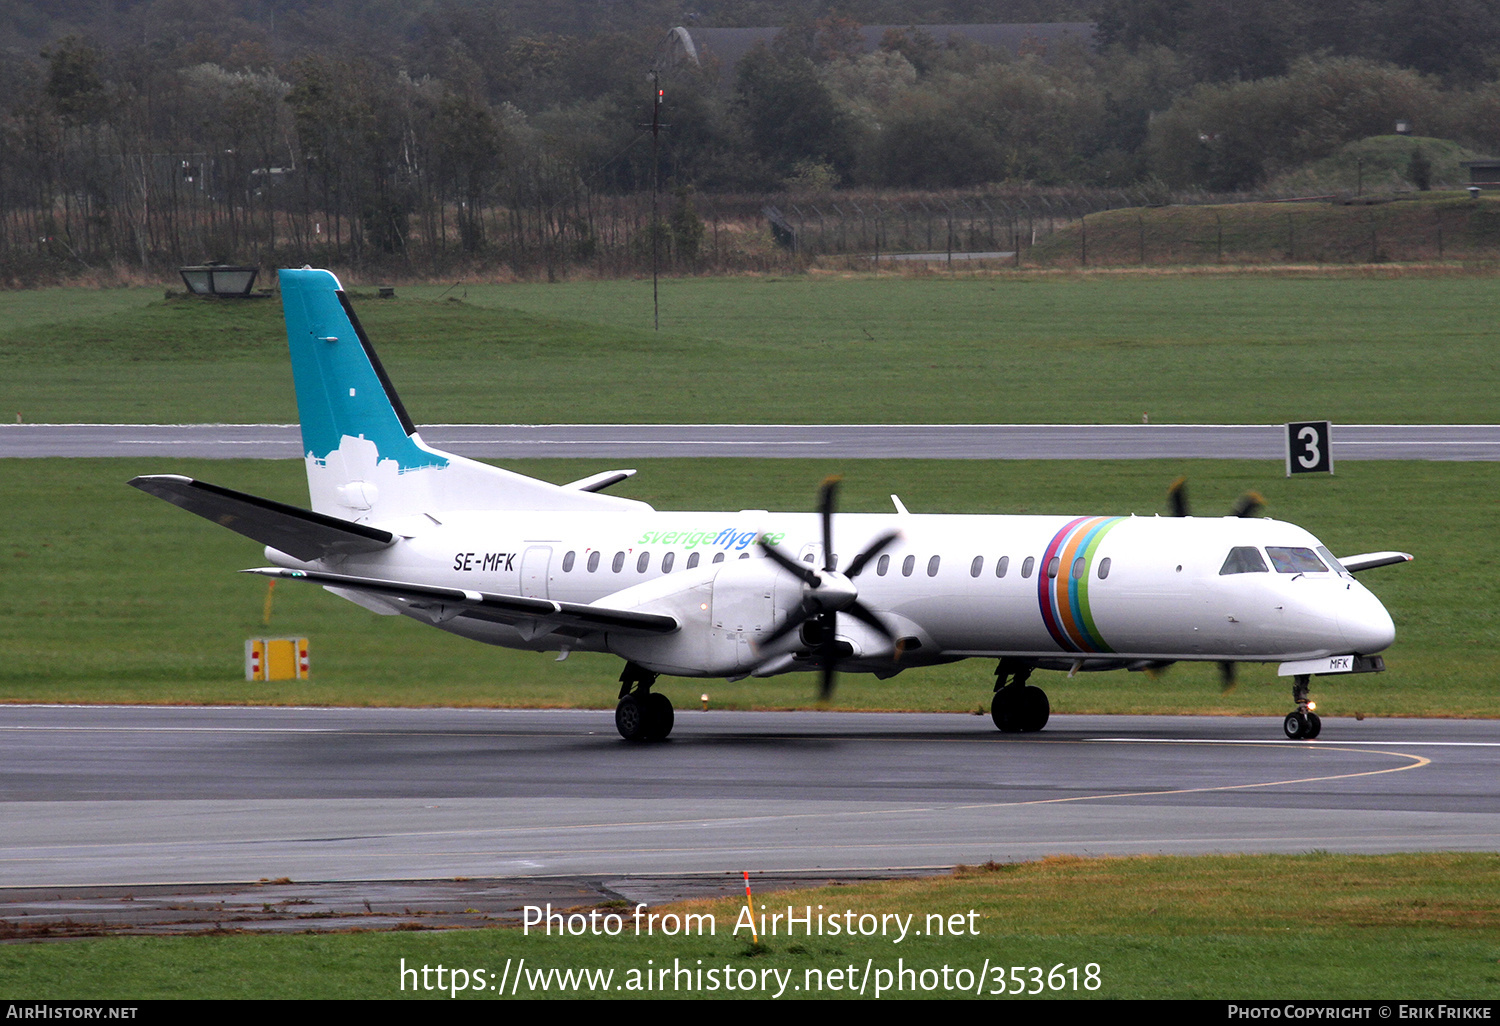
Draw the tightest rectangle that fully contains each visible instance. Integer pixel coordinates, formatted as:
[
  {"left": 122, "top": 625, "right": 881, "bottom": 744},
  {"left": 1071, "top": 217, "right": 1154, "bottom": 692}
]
[{"left": 650, "top": 71, "right": 662, "bottom": 331}]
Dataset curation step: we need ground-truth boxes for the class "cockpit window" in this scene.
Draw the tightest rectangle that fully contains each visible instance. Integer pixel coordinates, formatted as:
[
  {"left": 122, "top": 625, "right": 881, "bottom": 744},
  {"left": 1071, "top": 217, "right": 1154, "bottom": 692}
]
[
  {"left": 1266, "top": 546, "right": 1327, "bottom": 573},
  {"left": 1316, "top": 546, "right": 1348, "bottom": 575},
  {"left": 1219, "top": 546, "right": 1269, "bottom": 575}
]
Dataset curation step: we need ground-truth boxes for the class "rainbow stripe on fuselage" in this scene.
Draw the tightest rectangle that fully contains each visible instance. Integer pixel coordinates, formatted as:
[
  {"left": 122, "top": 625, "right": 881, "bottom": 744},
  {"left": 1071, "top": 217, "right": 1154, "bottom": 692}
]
[{"left": 1037, "top": 515, "right": 1125, "bottom": 653}]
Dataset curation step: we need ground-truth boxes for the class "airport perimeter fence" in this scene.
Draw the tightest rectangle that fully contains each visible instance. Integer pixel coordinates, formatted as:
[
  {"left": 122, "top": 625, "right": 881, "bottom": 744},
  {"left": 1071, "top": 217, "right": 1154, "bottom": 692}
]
[{"left": 5, "top": 179, "right": 1498, "bottom": 284}]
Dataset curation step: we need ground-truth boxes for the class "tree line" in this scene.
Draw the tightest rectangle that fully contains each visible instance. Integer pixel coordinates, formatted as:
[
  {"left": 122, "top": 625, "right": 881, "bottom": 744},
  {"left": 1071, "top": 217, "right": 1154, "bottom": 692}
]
[{"left": 2, "top": 0, "right": 1499, "bottom": 282}]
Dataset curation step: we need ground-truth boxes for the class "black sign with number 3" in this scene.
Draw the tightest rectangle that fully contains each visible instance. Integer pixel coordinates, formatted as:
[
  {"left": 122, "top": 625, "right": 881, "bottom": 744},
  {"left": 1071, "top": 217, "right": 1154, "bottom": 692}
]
[{"left": 1286, "top": 421, "right": 1333, "bottom": 476}]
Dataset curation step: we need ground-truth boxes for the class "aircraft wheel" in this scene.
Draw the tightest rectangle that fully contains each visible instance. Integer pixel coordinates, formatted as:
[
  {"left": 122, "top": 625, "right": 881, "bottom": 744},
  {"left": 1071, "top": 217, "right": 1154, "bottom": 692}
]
[
  {"left": 646, "top": 692, "right": 674, "bottom": 741},
  {"left": 616, "top": 695, "right": 650, "bottom": 742},
  {"left": 992, "top": 686, "right": 1049, "bottom": 733},
  {"left": 1019, "top": 686, "right": 1050, "bottom": 732},
  {"left": 991, "top": 690, "right": 1021, "bottom": 732},
  {"left": 1304, "top": 712, "right": 1322, "bottom": 739},
  {"left": 1283, "top": 711, "right": 1308, "bottom": 740}
]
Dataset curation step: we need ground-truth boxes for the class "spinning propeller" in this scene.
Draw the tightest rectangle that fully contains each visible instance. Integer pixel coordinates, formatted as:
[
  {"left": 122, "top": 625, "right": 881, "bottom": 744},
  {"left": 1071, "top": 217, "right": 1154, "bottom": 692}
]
[
  {"left": 1167, "top": 476, "right": 1266, "bottom": 691},
  {"left": 1167, "top": 476, "right": 1265, "bottom": 520},
  {"left": 757, "top": 477, "right": 900, "bottom": 699}
]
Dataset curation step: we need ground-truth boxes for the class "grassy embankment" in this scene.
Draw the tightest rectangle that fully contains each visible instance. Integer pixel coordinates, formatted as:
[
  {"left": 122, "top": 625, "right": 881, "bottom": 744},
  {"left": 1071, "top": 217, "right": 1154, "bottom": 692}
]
[
  {"left": 1032, "top": 191, "right": 1500, "bottom": 267},
  {"left": 3, "top": 853, "right": 1497, "bottom": 999}
]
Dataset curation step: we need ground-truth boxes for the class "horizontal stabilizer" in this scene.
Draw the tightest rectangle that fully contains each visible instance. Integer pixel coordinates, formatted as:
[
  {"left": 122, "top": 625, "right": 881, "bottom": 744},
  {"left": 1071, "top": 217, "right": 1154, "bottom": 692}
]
[
  {"left": 129, "top": 475, "right": 394, "bottom": 561},
  {"left": 562, "top": 469, "right": 637, "bottom": 493},
  {"left": 1337, "top": 551, "right": 1414, "bottom": 573},
  {"left": 243, "top": 567, "right": 680, "bottom": 637}
]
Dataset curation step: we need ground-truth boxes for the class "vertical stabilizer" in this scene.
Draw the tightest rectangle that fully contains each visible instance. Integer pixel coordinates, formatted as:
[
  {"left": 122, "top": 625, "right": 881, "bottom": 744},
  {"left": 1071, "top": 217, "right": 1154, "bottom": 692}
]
[{"left": 277, "top": 268, "right": 647, "bottom": 520}]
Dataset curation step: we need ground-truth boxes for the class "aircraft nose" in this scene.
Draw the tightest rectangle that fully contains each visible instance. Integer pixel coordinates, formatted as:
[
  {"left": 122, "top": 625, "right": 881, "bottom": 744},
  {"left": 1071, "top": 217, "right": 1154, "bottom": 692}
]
[{"left": 1339, "top": 588, "right": 1396, "bottom": 654}]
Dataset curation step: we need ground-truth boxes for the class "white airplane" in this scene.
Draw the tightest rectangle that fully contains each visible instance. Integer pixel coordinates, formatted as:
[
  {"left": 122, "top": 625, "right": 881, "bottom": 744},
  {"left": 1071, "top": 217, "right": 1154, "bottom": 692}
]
[{"left": 131, "top": 268, "right": 1411, "bottom": 742}]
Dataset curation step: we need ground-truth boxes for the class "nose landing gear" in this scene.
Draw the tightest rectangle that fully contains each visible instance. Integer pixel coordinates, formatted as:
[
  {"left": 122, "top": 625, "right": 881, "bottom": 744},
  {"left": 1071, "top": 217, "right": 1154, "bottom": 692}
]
[
  {"left": 616, "top": 662, "right": 674, "bottom": 742},
  {"left": 1282, "top": 674, "right": 1322, "bottom": 740}
]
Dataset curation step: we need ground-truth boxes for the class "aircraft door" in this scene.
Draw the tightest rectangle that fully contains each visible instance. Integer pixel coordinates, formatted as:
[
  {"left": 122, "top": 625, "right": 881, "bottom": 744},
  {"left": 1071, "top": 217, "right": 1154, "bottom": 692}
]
[{"left": 520, "top": 546, "right": 552, "bottom": 598}]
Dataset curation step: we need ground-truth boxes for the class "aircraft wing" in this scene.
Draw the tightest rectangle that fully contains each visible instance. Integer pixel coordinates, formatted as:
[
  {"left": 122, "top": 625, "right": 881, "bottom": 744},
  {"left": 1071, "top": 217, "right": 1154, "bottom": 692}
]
[
  {"left": 129, "top": 475, "right": 395, "bottom": 561},
  {"left": 1337, "top": 551, "right": 1414, "bottom": 573},
  {"left": 242, "top": 567, "right": 680, "bottom": 637}
]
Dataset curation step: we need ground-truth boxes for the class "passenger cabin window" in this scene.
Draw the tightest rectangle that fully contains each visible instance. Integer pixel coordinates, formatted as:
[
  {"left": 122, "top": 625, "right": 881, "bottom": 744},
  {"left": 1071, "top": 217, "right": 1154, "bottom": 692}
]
[
  {"left": 637, "top": 551, "right": 650, "bottom": 573},
  {"left": 1046, "top": 556, "right": 1060, "bottom": 579},
  {"left": 587, "top": 551, "right": 600, "bottom": 573},
  {"left": 1219, "top": 546, "right": 1269, "bottom": 575},
  {"left": 562, "top": 551, "right": 576, "bottom": 572},
  {"left": 995, "top": 556, "right": 1009, "bottom": 578},
  {"left": 902, "top": 555, "right": 915, "bottom": 577},
  {"left": 1071, "top": 557, "right": 1085, "bottom": 580},
  {"left": 611, "top": 551, "right": 625, "bottom": 573},
  {"left": 877, "top": 554, "right": 890, "bottom": 576},
  {"left": 662, "top": 552, "right": 675, "bottom": 573},
  {"left": 1266, "top": 546, "right": 1327, "bottom": 573},
  {"left": 927, "top": 555, "right": 941, "bottom": 577},
  {"left": 1097, "top": 557, "right": 1112, "bottom": 580},
  {"left": 686, "top": 552, "right": 700, "bottom": 569},
  {"left": 1021, "top": 556, "right": 1035, "bottom": 579},
  {"left": 970, "top": 556, "right": 983, "bottom": 578},
  {"left": 712, "top": 552, "right": 725, "bottom": 564}
]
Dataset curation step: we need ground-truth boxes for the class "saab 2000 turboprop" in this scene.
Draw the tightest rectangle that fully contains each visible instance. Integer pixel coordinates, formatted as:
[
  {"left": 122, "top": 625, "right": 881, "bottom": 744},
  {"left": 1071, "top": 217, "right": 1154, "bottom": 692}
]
[{"left": 130, "top": 269, "right": 1411, "bottom": 742}]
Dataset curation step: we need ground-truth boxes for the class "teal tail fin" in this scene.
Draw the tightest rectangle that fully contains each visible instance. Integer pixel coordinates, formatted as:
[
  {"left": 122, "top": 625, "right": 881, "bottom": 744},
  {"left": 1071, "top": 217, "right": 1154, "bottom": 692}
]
[
  {"left": 277, "top": 269, "right": 646, "bottom": 520},
  {"left": 279, "top": 268, "right": 446, "bottom": 475}
]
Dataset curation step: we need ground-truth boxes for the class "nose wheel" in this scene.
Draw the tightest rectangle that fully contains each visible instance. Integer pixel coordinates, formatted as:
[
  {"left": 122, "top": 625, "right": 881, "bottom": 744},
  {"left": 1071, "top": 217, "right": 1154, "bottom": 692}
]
[{"left": 1282, "top": 674, "right": 1322, "bottom": 740}]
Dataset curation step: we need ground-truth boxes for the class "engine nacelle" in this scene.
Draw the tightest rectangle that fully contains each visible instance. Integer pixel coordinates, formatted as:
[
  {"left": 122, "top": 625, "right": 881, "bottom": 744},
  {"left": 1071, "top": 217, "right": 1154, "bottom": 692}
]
[{"left": 606, "top": 556, "right": 801, "bottom": 676}]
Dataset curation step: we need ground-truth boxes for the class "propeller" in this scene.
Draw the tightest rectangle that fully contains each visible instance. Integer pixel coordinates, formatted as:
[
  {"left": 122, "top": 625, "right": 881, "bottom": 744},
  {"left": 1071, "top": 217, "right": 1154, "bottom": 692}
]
[
  {"left": 1218, "top": 660, "right": 1237, "bottom": 693},
  {"left": 1164, "top": 478, "right": 1263, "bottom": 692},
  {"left": 1167, "top": 476, "right": 1265, "bottom": 519},
  {"left": 758, "top": 476, "right": 900, "bottom": 699}
]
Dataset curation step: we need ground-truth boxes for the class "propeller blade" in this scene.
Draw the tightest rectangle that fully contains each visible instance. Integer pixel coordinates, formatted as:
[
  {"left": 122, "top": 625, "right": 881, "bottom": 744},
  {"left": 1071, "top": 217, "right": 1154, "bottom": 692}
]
[
  {"left": 842, "top": 529, "right": 901, "bottom": 579},
  {"left": 819, "top": 476, "right": 840, "bottom": 571},
  {"left": 1218, "top": 660, "right": 1237, "bottom": 693},
  {"left": 843, "top": 598, "right": 895, "bottom": 642},
  {"left": 1168, "top": 475, "right": 1190, "bottom": 517},
  {"left": 818, "top": 611, "right": 838, "bottom": 699},
  {"left": 1231, "top": 491, "right": 1266, "bottom": 518},
  {"left": 760, "top": 597, "right": 818, "bottom": 648},
  {"left": 759, "top": 540, "right": 819, "bottom": 586}
]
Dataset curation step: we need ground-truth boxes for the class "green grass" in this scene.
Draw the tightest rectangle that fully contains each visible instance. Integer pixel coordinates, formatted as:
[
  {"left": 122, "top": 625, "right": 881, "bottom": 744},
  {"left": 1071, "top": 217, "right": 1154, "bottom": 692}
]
[
  {"left": 4, "top": 853, "right": 1497, "bottom": 998},
  {"left": 2, "top": 456, "right": 1492, "bottom": 718},
  {"left": 1, "top": 272, "right": 1498, "bottom": 424}
]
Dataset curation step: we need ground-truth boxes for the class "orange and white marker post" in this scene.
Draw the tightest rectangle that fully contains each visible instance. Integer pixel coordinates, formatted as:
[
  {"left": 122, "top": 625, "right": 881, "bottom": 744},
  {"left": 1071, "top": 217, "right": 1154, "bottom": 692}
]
[{"left": 743, "top": 871, "right": 757, "bottom": 944}]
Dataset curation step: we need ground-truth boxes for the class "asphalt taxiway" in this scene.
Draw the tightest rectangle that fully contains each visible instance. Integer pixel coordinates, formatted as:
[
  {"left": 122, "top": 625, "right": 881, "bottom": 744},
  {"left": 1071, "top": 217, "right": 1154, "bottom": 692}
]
[
  {"left": 3, "top": 706, "right": 1495, "bottom": 895},
  {"left": 4, "top": 422, "right": 1498, "bottom": 460}
]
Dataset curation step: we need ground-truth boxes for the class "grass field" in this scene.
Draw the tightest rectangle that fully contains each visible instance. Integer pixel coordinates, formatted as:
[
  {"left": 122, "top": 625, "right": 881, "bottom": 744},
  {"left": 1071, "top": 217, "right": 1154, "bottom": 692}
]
[
  {"left": 2, "top": 455, "right": 1492, "bottom": 718},
  {"left": 4, "top": 853, "right": 1497, "bottom": 999},
  {"left": 1, "top": 271, "right": 1497, "bottom": 425}
]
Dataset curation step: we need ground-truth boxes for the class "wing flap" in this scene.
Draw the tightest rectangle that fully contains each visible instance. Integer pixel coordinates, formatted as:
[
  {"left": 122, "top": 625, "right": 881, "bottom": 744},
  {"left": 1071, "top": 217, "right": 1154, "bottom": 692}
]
[
  {"left": 244, "top": 567, "right": 679, "bottom": 636},
  {"left": 129, "top": 475, "right": 394, "bottom": 561}
]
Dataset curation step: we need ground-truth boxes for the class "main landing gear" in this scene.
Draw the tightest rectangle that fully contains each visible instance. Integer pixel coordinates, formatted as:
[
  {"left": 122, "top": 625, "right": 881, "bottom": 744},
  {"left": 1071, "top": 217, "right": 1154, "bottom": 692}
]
[
  {"left": 1282, "top": 673, "right": 1322, "bottom": 740},
  {"left": 992, "top": 659, "right": 1050, "bottom": 733},
  {"left": 615, "top": 662, "right": 674, "bottom": 742}
]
